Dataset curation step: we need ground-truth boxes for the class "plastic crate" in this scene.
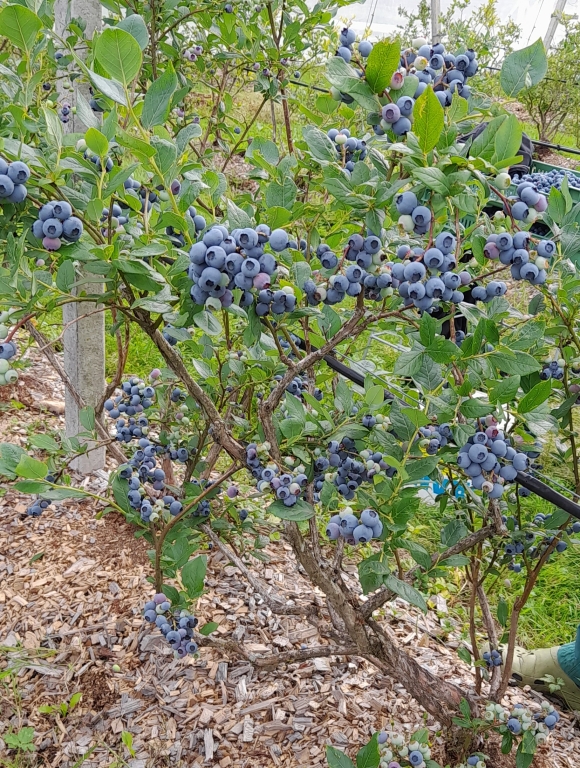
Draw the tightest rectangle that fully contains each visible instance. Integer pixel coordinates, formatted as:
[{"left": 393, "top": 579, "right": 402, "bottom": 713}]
[{"left": 508, "top": 159, "right": 580, "bottom": 202}]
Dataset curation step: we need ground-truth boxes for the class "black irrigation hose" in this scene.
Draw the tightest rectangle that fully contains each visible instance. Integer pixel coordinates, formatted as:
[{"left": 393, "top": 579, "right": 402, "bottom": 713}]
[
  {"left": 530, "top": 139, "right": 580, "bottom": 158},
  {"left": 285, "top": 328, "right": 580, "bottom": 517}
]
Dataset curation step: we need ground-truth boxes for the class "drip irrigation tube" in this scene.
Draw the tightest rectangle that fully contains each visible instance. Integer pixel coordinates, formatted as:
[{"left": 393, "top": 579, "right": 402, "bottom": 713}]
[{"left": 286, "top": 329, "right": 580, "bottom": 518}]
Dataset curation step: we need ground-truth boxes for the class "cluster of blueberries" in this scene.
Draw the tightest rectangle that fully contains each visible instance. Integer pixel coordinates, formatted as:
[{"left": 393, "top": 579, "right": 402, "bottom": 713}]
[
  {"left": 506, "top": 180, "right": 549, "bottom": 222},
  {"left": 326, "top": 128, "right": 368, "bottom": 172},
  {"left": 325, "top": 507, "right": 383, "bottom": 545},
  {"left": 183, "top": 44, "right": 203, "bottom": 62},
  {"left": 188, "top": 223, "right": 298, "bottom": 314},
  {"left": 245, "top": 442, "right": 309, "bottom": 508},
  {"left": 389, "top": 219, "right": 471, "bottom": 310},
  {"left": 335, "top": 26, "right": 373, "bottom": 63},
  {"left": 32, "top": 200, "right": 84, "bottom": 252},
  {"left": 303, "top": 234, "right": 393, "bottom": 306},
  {"left": 0, "top": 313, "right": 18, "bottom": 387},
  {"left": 143, "top": 594, "right": 199, "bottom": 658},
  {"left": 104, "top": 377, "right": 156, "bottom": 419},
  {"left": 511, "top": 168, "right": 580, "bottom": 194},
  {"left": 376, "top": 730, "right": 433, "bottom": 768},
  {"left": 315, "top": 433, "right": 396, "bottom": 502},
  {"left": 487, "top": 700, "right": 560, "bottom": 739},
  {"left": 540, "top": 358, "right": 565, "bottom": 380},
  {"left": 26, "top": 474, "right": 56, "bottom": 518},
  {"left": 482, "top": 648, "right": 502, "bottom": 668},
  {"left": 276, "top": 373, "right": 323, "bottom": 402},
  {"left": 480, "top": 230, "right": 553, "bottom": 290},
  {"left": 83, "top": 147, "right": 114, "bottom": 173},
  {"left": 417, "top": 423, "right": 452, "bottom": 455},
  {"left": 58, "top": 101, "right": 72, "bottom": 124},
  {"left": 120, "top": 446, "right": 190, "bottom": 523},
  {"left": 500, "top": 511, "right": 577, "bottom": 574},
  {"left": 400, "top": 38, "right": 478, "bottom": 102},
  {"left": 456, "top": 415, "right": 530, "bottom": 499},
  {"left": 0, "top": 158, "right": 30, "bottom": 205}
]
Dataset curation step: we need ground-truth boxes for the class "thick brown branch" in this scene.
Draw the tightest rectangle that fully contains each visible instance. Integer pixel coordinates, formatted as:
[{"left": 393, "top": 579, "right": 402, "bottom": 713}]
[{"left": 133, "top": 309, "right": 246, "bottom": 463}]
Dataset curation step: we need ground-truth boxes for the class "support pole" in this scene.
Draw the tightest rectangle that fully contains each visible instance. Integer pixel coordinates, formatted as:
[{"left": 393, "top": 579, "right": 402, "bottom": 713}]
[
  {"left": 55, "top": 0, "right": 106, "bottom": 473},
  {"left": 431, "top": 0, "right": 441, "bottom": 44},
  {"left": 544, "top": 0, "right": 567, "bottom": 50}
]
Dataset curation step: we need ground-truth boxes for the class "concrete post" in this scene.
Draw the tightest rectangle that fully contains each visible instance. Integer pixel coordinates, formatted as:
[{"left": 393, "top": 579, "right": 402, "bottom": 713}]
[
  {"left": 544, "top": 0, "right": 568, "bottom": 50},
  {"left": 431, "top": 0, "right": 441, "bottom": 44},
  {"left": 55, "top": 0, "right": 106, "bottom": 472}
]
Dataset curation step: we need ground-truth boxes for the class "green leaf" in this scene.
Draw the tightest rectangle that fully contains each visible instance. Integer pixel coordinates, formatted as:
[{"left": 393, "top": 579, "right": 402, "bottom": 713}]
[
  {"left": 515, "top": 742, "right": 535, "bottom": 768},
  {"left": 497, "top": 597, "right": 508, "bottom": 627},
  {"left": 405, "top": 456, "right": 439, "bottom": 482},
  {"left": 356, "top": 732, "right": 380, "bottom": 768},
  {"left": 365, "top": 384, "right": 384, "bottom": 407},
  {"left": 460, "top": 398, "right": 492, "bottom": 418},
  {"left": 457, "top": 646, "right": 472, "bottom": 665},
  {"left": 326, "top": 57, "right": 380, "bottom": 112},
  {"left": 75, "top": 91, "right": 100, "bottom": 129},
  {"left": 0, "top": 5, "right": 42, "bottom": 53},
  {"left": 412, "top": 167, "right": 449, "bottom": 194},
  {"left": 358, "top": 557, "right": 390, "bottom": 594},
  {"left": 385, "top": 575, "right": 427, "bottom": 612},
  {"left": 441, "top": 519, "right": 467, "bottom": 547},
  {"left": 41, "top": 107, "right": 63, "bottom": 151},
  {"left": 142, "top": 64, "right": 178, "bottom": 129},
  {"left": 265, "top": 177, "right": 297, "bottom": 209},
  {"left": 489, "top": 351, "right": 540, "bottom": 376},
  {"left": 226, "top": 199, "right": 252, "bottom": 229},
  {"left": 112, "top": 474, "right": 131, "bottom": 514},
  {"left": 501, "top": 39, "right": 548, "bottom": 97},
  {"left": 448, "top": 91, "right": 468, "bottom": 122},
  {"left": 15, "top": 455, "right": 47, "bottom": 479},
  {"left": 501, "top": 731, "right": 513, "bottom": 754},
  {"left": 413, "top": 86, "right": 444, "bottom": 154},
  {"left": 327, "top": 746, "right": 355, "bottom": 768},
  {"left": 199, "top": 621, "right": 218, "bottom": 636},
  {"left": 518, "top": 379, "right": 551, "bottom": 414},
  {"left": 181, "top": 555, "right": 207, "bottom": 599},
  {"left": 394, "top": 350, "right": 424, "bottom": 376},
  {"left": 548, "top": 186, "right": 567, "bottom": 224},
  {"left": 267, "top": 499, "right": 315, "bottom": 521},
  {"left": 193, "top": 311, "right": 222, "bottom": 336},
  {"left": 117, "top": 14, "right": 149, "bottom": 50},
  {"left": 419, "top": 312, "right": 437, "bottom": 347},
  {"left": 79, "top": 406, "right": 95, "bottom": 431},
  {"left": 176, "top": 123, "right": 202, "bottom": 154},
  {"left": 55, "top": 260, "right": 75, "bottom": 292},
  {"left": 470, "top": 115, "right": 507, "bottom": 161},
  {"left": 364, "top": 40, "right": 400, "bottom": 94},
  {"left": 85, "top": 127, "right": 109, "bottom": 156},
  {"left": 94, "top": 28, "right": 142, "bottom": 85},
  {"left": 302, "top": 125, "right": 337, "bottom": 164},
  {"left": 492, "top": 114, "right": 522, "bottom": 165},
  {"left": 87, "top": 70, "right": 128, "bottom": 106},
  {"left": 488, "top": 375, "right": 520, "bottom": 404},
  {"left": 28, "top": 434, "right": 59, "bottom": 452},
  {"left": 459, "top": 699, "right": 471, "bottom": 719},
  {"left": 401, "top": 540, "right": 432, "bottom": 570}
]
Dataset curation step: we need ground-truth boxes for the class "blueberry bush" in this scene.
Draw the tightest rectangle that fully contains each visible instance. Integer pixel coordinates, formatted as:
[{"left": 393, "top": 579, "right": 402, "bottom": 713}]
[{"left": 0, "top": 2, "right": 579, "bottom": 764}]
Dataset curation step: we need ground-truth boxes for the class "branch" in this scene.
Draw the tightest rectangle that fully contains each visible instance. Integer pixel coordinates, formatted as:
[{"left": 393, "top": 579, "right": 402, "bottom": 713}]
[
  {"left": 361, "top": 525, "right": 495, "bottom": 618},
  {"left": 133, "top": 308, "right": 246, "bottom": 463}
]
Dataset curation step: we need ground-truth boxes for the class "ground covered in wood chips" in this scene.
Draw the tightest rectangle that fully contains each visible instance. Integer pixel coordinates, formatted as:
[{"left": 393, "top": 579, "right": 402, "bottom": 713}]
[{"left": 1, "top": 343, "right": 580, "bottom": 768}]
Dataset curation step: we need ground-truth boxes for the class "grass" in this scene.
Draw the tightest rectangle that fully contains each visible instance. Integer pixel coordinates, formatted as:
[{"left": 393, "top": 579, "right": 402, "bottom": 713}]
[{"left": 415, "top": 482, "right": 580, "bottom": 651}]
